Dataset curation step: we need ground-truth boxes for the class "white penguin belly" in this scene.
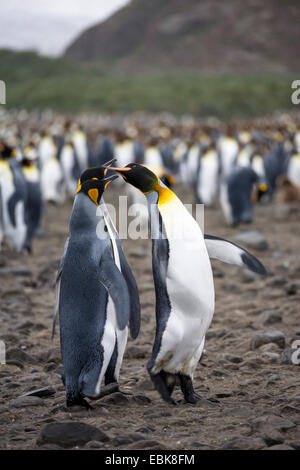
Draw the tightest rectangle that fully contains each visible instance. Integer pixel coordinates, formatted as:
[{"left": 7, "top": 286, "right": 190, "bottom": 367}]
[
  {"left": 197, "top": 152, "right": 219, "bottom": 205},
  {"left": 154, "top": 196, "right": 214, "bottom": 376}
]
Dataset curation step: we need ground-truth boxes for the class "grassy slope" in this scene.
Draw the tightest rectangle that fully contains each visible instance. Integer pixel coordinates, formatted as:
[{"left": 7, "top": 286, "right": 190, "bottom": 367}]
[{"left": 0, "top": 49, "right": 297, "bottom": 118}]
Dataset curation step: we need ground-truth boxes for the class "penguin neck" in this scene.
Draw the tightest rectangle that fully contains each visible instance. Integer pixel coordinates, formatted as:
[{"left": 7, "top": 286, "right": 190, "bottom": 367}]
[{"left": 69, "top": 194, "right": 100, "bottom": 235}]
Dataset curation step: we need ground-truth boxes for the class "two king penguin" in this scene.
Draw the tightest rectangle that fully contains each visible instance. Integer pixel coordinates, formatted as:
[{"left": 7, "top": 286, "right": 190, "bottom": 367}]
[{"left": 55, "top": 163, "right": 140, "bottom": 407}]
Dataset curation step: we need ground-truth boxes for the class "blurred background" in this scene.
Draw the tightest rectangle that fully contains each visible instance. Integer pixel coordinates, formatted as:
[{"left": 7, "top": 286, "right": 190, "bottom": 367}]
[{"left": 1, "top": 0, "right": 299, "bottom": 117}]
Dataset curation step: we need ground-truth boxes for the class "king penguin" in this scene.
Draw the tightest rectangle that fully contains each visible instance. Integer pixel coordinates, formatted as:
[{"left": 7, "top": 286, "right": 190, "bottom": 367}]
[
  {"left": 55, "top": 171, "right": 139, "bottom": 407},
  {"left": 109, "top": 163, "right": 267, "bottom": 404},
  {"left": 73, "top": 163, "right": 141, "bottom": 388},
  {"left": 0, "top": 144, "right": 27, "bottom": 252}
]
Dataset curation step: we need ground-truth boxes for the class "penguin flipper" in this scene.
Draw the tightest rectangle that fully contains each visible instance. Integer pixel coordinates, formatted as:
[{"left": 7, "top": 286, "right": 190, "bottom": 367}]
[
  {"left": 204, "top": 234, "right": 267, "bottom": 275},
  {"left": 117, "top": 243, "right": 141, "bottom": 339},
  {"left": 52, "top": 237, "right": 70, "bottom": 339},
  {"left": 99, "top": 249, "right": 131, "bottom": 330}
]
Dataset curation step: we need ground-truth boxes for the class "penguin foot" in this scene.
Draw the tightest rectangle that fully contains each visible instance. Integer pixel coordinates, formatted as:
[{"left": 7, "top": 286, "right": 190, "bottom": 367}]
[
  {"left": 148, "top": 371, "right": 176, "bottom": 405},
  {"left": 178, "top": 374, "right": 201, "bottom": 404},
  {"left": 67, "top": 396, "right": 93, "bottom": 410},
  {"left": 185, "top": 392, "right": 201, "bottom": 404}
]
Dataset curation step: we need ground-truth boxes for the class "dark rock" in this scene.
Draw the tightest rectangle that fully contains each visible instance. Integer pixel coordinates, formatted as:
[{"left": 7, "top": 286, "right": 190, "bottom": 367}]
[
  {"left": 20, "top": 386, "right": 56, "bottom": 398},
  {"left": 258, "top": 425, "right": 285, "bottom": 446},
  {"left": 252, "top": 415, "right": 295, "bottom": 432},
  {"left": 259, "top": 310, "right": 282, "bottom": 325},
  {"left": 222, "top": 407, "right": 253, "bottom": 418},
  {"left": 125, "top": 346, "right": 146, "bottom": 359},
  {"left": 100, "top": 392, "right": 129, "bottom": 405},
  {"left": 37, "top": 422, "right": 110, "bottom": 448},
  {"left": 223, "top": 354, "right": 244, "bottom": 364},
  {"left": 84, "top": 440, "right": 104, "bottom": 449},
  {"left": 0, "top": 267, "right": 32, "bottom": 276},
  {"left": 267, "top": 276, "right": 287, "bottom": 288},
  {"left": 114, "top": 433, "right": 147, "bottom": 446},
  {"left": 6, "top": 348, "right": 37, "bottom": 364},
  {"left": 262, "top": 352, "right": 280, "bottom": 363},
  {"left": 9, "top": 396, "right": 44, "bottom": 408},
  {"left": 250, "top": 331, "right": 285, "bottom": 350},
  {"left": 285, "top": 283, "right": 297, "bottom": 296},
  {"left": 223, "top": 436, "right": 265, "bottom": 450},
  {"left": 233, "top": 231, "right": 268, "bottom": 251},
  {"left": 206, "top": 328, "right": 227, "bottom": 340}
]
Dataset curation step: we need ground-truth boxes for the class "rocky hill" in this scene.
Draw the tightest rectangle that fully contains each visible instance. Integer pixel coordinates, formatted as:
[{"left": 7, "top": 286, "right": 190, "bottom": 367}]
[{"left": 64, "top": 0, "right": 300, "bottom": 73}]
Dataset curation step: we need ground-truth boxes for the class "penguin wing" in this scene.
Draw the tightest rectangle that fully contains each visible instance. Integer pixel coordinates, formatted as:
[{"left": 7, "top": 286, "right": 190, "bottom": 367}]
[
  {"left": 204, "top": 234, "right": 267, "bottom": 275},
  {"left": 99, "top": 249, "right": 131, "bottom": 330},
  {"left": 116, "top": 240, "right": 141, "bottom": 339},
  {"left": 52, "top": 237, "right": 70, "bottom": 339}
]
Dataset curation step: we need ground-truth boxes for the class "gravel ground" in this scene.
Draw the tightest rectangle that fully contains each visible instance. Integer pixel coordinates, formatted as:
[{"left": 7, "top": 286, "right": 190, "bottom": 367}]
[{"left": 0, "top": 184, "right": 299, "bottom": 450}]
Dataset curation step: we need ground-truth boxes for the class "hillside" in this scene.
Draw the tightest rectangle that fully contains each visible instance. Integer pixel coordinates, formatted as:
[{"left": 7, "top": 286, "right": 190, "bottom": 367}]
[
  {"left": 0, "top": 49, "right": 297, "bottom": 118},
  {"left": 64, "top": 0, "right": 300, "bottom": 73}
]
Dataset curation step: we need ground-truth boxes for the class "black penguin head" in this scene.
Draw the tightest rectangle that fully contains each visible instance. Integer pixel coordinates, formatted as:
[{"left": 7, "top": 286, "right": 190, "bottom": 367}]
[
  {"left": 76, "top": 174, "right": 117, "bottom": 206},
  {"left": 0, "top": 143, "right": 16, "bottom": 159},
  {"left": 108, "top": 163, "right": 160, "bottom": 193},
  {"left": 79, "top": 159, "right": 117, "bottom": 185}
]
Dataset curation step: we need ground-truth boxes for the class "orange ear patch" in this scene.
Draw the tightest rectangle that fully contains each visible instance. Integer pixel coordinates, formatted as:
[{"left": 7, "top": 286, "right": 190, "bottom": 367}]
[{"left": 88, "top": 188, "right": 99, "bottom": 206}]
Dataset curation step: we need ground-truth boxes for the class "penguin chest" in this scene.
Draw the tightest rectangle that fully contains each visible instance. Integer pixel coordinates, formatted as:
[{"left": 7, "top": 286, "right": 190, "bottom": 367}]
[{"left": 156, "top": 200, "right": 215, "bottom": 374}]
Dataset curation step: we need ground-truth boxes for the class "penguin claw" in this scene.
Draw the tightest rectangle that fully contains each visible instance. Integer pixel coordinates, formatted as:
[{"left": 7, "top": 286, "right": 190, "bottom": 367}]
[{"left": 66, "top": 396, "right": 93, "bottom": 410}]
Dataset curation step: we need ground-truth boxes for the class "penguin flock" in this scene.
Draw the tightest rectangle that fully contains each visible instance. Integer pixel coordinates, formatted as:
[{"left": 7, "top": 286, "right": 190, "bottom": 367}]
[{"left": 1, "top": 109, "right": 300, "bottom": 406}]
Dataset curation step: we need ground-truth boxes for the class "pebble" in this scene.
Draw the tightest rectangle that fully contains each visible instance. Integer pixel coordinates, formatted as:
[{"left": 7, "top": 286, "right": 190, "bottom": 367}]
[
  {"left": 250, "top": 330, "right": 286, "bottom": 350},
  {"left": 84, "top": 440, "right": 104, "bottom": 449},
  {"left": 20, "top": 387, "right": 56, "bottom": 398},
  {"left": 37, "top": 422, "right": 110, "bottom": 448},
  {"left": 252, "top": 415, "right": 295, "bottom": 432},
  {"left": 9, "top": 396, "right": 44, "bottom": 408},
  {"left": 233, "top": 231, "right": 268, "bottom": 251},
  {"left": 223, "top": 436, "right": 265, "bottom": 450},
  {"left": 6, "top": 348, "right": 37, "bottom": 364},
  {"left": 125, "top": 346, "right": 147, "bottom": 359},
  {"left": 223, "top": 354, "right": 244, "bottom": 364},
  {"left": 259, "top": 310, "right": 282, "bottom": 325}
]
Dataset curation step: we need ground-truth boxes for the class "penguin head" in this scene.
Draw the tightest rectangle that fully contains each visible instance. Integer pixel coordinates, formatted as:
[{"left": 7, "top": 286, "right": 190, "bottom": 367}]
[
  {"left": 76, "top": 174, "right": 117, "bottom": 206},
  {"left": 78, "top": 159, "right": 117, "bottom": 186},
  {"left": 108, "top": 163, "right": 160, "bottom": 194}
]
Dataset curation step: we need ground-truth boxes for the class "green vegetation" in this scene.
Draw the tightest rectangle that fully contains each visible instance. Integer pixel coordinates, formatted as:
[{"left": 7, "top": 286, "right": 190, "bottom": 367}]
[{"left": 0, "top": 49, "right": 297, "bottom": 118}]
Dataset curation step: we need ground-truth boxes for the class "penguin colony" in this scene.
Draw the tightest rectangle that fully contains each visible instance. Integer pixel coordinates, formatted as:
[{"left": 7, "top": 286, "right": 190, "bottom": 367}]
[{"left": 1, "top": 110, "right": 300, "bottom": 406}]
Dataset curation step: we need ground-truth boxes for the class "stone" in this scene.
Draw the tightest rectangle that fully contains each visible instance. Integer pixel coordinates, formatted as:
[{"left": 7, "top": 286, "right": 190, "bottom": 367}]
[
  {"left": 223, "top": 354, "right": 244, "bottom": 364},
  {"left": 259, "top": 310, "right": 282, "bottom": 325},
  {"left": 84, "top": 440, "right": 104, "bottom": 449},
  {"left": 285, "top": 283, "right": 297, "bottom": 296},
  {"left": 252, "top": 415, "right": 295, "bottom": 432},
  {"left": 37, "top": 422, "right": 110, "bottom": 448},
  {"left": 223, "top": 436, "right": 265, "bottom": 450},
  {"left": 125, "top": 346, "right": 146, "bottom": 359},
  {"left": 6, "top": 348, "right": 37, "bottom": 364},
  {"left": 250, "top": 331, "right": 286, "bottom": 350},
  {"left": 233, "top": 231, "right": 268, "bottom": 251},
  {"left": 9, "top": 396, "right": 44, "bottom": 408},
  {"left": 20, "top": 387, "right": 56, "bottom": 398}
]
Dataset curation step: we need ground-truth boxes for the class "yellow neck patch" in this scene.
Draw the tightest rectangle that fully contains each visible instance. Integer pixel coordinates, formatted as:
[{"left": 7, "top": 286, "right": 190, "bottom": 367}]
[
  {"left": 88, "top": 188, "right": 99, "bottom": 206},
  {"left": 157, "top": 185, "right": 177, "bottom": 206}
]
